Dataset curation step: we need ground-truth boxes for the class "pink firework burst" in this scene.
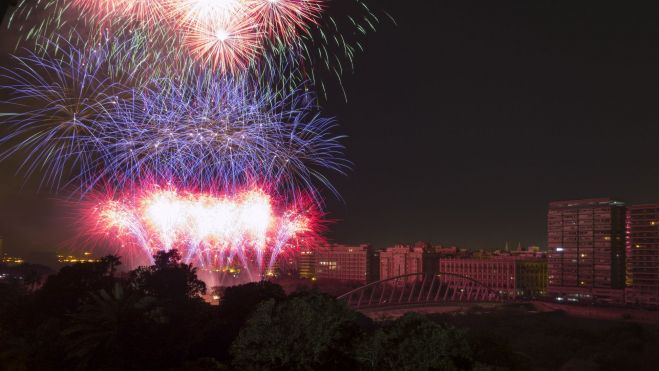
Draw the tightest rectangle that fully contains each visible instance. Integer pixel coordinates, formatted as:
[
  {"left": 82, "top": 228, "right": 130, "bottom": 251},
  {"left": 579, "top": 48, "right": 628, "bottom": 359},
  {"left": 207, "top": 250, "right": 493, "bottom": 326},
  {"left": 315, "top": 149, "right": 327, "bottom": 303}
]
[{"left": 87, "top": 183, "right": 320, "bottom": 278}]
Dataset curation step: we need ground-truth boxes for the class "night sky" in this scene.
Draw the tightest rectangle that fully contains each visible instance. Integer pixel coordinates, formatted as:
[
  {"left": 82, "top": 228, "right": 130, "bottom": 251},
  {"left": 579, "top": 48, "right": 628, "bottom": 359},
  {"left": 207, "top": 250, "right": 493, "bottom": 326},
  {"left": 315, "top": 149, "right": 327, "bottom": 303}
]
[{"left": 3, "top": 0, "right": 659, "bottom": 257}]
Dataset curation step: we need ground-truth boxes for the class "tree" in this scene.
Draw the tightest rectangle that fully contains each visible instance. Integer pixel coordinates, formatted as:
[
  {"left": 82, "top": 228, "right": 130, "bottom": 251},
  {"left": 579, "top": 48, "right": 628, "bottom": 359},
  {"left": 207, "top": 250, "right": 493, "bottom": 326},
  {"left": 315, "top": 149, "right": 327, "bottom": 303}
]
[
  {"left": 358, "top": 313, "right": 474, "bottom": 371},
  {"left": 467, "top": 332, "right": 531, "bottom": 371},
  {"left": 0, "top": 281, "right": 30, "bottom": 371},
  {"left": 217, "top": 281, "right": 286, "bottom": 322},
  {"left": 170, "top": 357, "right": 229, "bottom": 371},
  {"left": 130, "top": 250, "right": 206, "bottom": 301},
  {"left": 194, "top": 281, "right": 286, "bottom": 362},
  {"left": 62, "top": 284, "right": 164, "bottom": 371},
  {"left": 231, "top": 292, "right": 362, "bottom": 371},
  {"left": 35, "top": 255, "right": 122, "bottom": 318},
  {"left": 0, "top": 280, "right": 28, "bottom": 331},
  {"left": 127, "top": 250, "right": 211, "bottom": 368}
]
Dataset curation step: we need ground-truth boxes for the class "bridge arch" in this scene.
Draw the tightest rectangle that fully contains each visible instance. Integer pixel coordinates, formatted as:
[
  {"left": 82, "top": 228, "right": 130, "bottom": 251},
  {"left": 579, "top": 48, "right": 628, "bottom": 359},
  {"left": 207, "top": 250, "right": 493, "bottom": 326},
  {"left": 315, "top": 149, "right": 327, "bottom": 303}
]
[{"left": 337, "top": 272, "right": 508, "bottom": 310}]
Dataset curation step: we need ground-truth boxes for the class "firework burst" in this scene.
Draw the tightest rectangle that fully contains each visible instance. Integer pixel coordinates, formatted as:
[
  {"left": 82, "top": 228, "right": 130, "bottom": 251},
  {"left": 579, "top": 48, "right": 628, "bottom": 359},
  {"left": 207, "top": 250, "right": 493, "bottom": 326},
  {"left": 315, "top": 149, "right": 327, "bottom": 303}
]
[
  {"left": 1, "top": 0, "right": 387, "bottom": 276},
  {"left": 1, "top": 41, "right": 348, "bottom": 199},
  {"left": 248, "top": 0, "right": 323, "bottom": 41},
  {"left": 101, "top": 72, "right": 348, "bottom": 202},
  {"left": 184, "top": 15, "right": 262, "bottom": 73},
  {"left": 0, "top": 41, "right": 132, "bottom": 188},
  {"left": 169, "top": 0, "right": 245, "bottom": 26},
  {"left": 7, "top": 0, "right": 387, "bottom": 89},
  {"left": 88, "top": 182, "right": 321, "bottom": 276}
]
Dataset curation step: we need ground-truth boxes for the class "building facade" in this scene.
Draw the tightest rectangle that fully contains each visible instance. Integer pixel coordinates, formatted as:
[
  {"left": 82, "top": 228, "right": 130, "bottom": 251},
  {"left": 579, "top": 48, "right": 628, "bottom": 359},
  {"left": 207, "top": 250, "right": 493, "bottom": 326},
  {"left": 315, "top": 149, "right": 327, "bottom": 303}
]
[
  {"left": 438, "top": 257, "right": 547, "bottom": 299},
  {"left": 379, "top": 245, "right": 424, "bottom": 281},
  {"left": 367, "top": 248, "right": 381, "bottom": 283},
  {"left": 515, "top": 259, "right": 548, "bottom": 298},
  {"left": 313, "top": 244, "right": 373, "bottom": 284},
  {"left": 297, "top": 250, "right": 315, "bottom": 279},
  {"left": 547, "top": 198, "right": 626, "bottom": 303},
  {"left": 626, "top": 204, "right": 659, "bottom": 307},
  {"left": 439, "top": 258, "right": 517, "bottom": 297}
]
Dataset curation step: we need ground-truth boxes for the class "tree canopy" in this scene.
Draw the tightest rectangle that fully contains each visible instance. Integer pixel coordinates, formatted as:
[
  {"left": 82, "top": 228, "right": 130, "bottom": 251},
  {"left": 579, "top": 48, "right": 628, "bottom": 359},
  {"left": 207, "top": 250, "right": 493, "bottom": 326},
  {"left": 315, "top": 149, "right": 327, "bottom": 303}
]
[{"left": 4, "top": 251, "right": 651, "bottom": 371}]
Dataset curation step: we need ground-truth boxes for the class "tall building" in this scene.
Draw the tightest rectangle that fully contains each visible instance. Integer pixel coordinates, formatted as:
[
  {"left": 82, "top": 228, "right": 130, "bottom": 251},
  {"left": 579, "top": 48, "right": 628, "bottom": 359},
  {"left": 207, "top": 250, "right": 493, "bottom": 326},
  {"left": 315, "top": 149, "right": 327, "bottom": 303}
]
[
  {"left": 416, "top": 241, "right": 442, "bottom": 274},
  {"left": 379, "top": 244, "right": 424, "bottom": 281},
  {"left": 297, "top": 250, "right": 315, "bottom": 279},
  {"left": 547, "top": 198, "right": 626, "bottom": 303},
  {"left": 626, "top": 204, "right": 659, "bottom": 307},
  {"left": 515, "top": 259, "right": 548, "bottom": 298},
  {"left": 367, "top": 248, "right": 381, "bottom": 283},
  {"left": 314, "top": 244, "right": 372, "bottom": 284}
]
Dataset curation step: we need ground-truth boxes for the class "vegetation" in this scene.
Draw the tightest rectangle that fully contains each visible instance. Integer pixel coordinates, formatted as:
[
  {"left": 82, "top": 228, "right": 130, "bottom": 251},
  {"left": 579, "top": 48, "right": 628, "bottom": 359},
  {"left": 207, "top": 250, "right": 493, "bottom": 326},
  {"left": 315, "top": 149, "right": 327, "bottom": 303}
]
[
  {"left": 429, "top": 304, "right": 659, "bottom": 371},
  {"left": 2, "top": 254, "right": 658, "bottom": 370}
]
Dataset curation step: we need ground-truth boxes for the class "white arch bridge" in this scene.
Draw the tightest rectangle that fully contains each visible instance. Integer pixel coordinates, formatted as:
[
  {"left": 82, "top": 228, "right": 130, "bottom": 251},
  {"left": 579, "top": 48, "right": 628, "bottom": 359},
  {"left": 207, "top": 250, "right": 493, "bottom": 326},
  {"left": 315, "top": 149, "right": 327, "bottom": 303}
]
[{"left": 337, "top": 272, "right": 512, "bottom": 310}]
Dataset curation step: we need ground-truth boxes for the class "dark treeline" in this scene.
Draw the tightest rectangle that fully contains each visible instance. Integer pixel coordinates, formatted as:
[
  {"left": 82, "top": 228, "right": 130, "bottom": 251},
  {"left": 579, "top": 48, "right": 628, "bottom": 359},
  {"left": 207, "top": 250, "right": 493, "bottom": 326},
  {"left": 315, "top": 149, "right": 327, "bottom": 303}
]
[
  {"left": 430, "top": 305, "right": 659, "bottom": 371},
  {"left": 2, "top": 252, "right": 657, "bottom": 371},
  {"left": 0, "top": 250, "right": 511, "bottom": 371}
]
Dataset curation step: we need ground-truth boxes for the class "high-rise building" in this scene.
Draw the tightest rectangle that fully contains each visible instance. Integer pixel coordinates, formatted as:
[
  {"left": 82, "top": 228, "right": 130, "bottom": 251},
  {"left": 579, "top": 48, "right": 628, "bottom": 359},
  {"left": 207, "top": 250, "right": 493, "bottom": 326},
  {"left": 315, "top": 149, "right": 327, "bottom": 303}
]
[
  {"left": 547, "top": 198, "right": 626, "bottom": 303},
  {"left": 626, "top": 204, "right": 659, "bottom": 307},
  {"left": 314, "top": 244, "right": 372, "bottom": 283}
]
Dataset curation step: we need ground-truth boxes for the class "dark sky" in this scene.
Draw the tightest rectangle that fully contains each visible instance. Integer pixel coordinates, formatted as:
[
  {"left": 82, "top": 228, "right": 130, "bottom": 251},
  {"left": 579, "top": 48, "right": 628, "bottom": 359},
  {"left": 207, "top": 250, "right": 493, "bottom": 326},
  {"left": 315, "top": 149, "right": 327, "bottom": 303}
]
[
  {"left": 323, "top": 0, "right": 659, "bottom": 249},
  {"left": 3, "top": 0, "right": 659, "bottom": 257}
]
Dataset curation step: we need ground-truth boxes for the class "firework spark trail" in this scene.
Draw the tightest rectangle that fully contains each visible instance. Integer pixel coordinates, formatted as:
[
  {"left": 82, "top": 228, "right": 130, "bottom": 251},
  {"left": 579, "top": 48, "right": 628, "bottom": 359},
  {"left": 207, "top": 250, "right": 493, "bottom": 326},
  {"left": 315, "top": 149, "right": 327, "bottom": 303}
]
[
  {"left": 248, "top": 0, "right": 323, "bottom": 40},
  {"left": 102, "top": 72, "right": 349, "bottom": 201},
  {"left": 92, "top": 184, "right": 318, "bottom": 276},
  {"left": 0, "top": 0, "right": 387, "bottom": 276},
  {"left": 8, "top": 0, "right": 385, "bottom": 87},
  {"left": 16, "top": 0, "right": 325, "bottom": 73},
  {"left": 169, "top": 0, "right": 245, "bottom": 26},
  {"left": 0, "top": 41, "right": 348, "bottom": 198},
  {"left": 184, "top": 14, "right": 263, "bottom": 73},
  {"left": 0, "top": 42, "right": 132, "bottom": 189}
]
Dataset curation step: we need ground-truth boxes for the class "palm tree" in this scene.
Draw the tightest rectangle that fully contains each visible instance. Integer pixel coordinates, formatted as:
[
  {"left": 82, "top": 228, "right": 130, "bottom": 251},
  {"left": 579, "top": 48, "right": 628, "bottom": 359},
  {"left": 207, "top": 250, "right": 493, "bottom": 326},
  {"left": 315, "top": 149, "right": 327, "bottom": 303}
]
[{"left": 62, "top": 284, "right": 162, "bottom": 370}]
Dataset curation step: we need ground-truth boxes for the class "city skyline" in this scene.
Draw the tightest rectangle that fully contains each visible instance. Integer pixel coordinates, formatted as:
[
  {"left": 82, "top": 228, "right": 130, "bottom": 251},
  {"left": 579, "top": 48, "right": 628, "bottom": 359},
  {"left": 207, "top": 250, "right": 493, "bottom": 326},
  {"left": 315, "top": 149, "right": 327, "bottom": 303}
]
[{"left": 2, "top": 190, "right": 659, "bottom": 257}]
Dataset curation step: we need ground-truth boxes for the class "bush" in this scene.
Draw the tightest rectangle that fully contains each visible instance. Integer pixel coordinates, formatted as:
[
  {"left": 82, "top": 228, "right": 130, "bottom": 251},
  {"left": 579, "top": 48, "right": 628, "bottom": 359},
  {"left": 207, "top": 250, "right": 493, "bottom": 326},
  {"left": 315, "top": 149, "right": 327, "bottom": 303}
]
[
  {"left": 231, "top": 292, "right": 362, "bottom": 371},
  {"left": 358, "top": 313, "right": 474, "bottom": 371}
]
